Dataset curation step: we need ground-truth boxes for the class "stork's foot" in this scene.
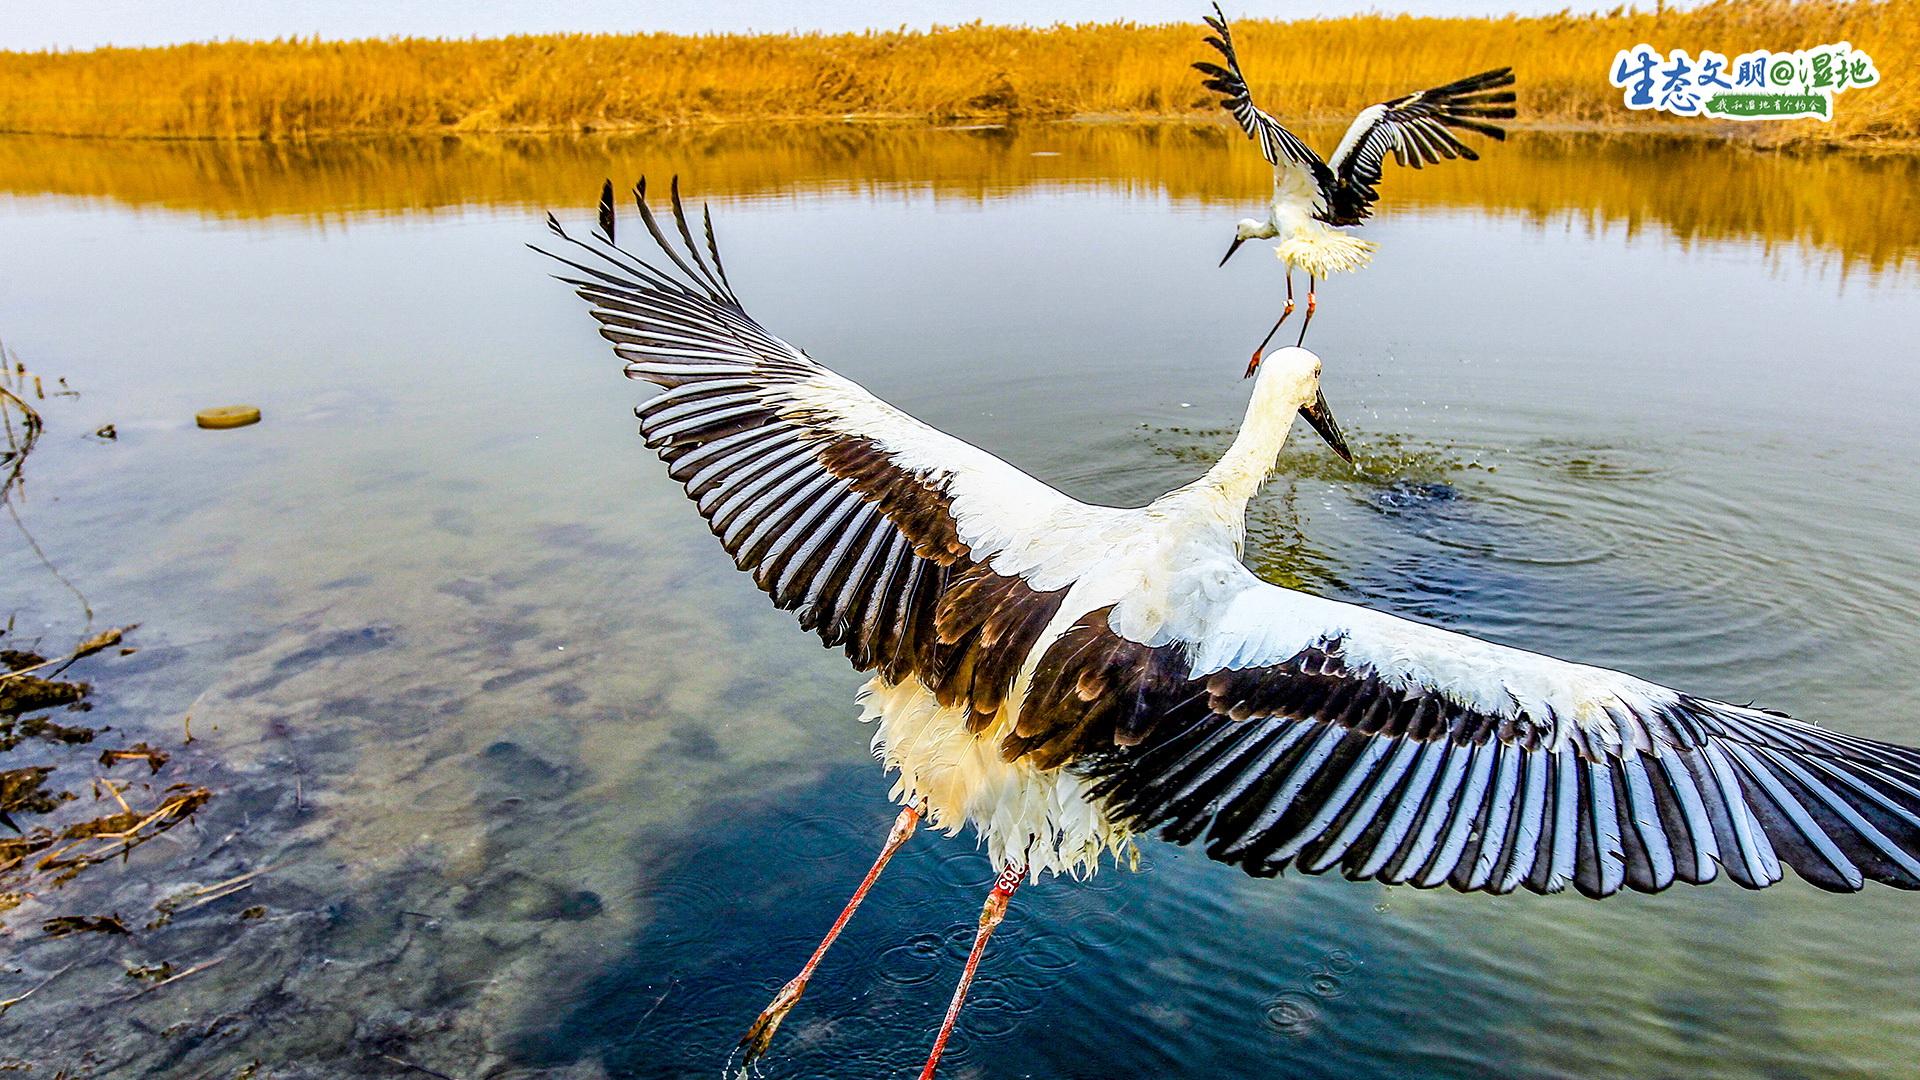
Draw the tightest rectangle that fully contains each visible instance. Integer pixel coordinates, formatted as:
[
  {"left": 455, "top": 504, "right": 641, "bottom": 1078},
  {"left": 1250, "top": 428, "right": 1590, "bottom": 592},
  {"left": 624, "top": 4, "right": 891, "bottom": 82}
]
[
  {"left": 737, "top": 976, "right": 808, "bottom": 1069},
  {"left": 1246, "top": 299, "right": 1297, "bottom": 377},
  {"left": 730, "top": 802, "right": 922, "bottom": 1071}
]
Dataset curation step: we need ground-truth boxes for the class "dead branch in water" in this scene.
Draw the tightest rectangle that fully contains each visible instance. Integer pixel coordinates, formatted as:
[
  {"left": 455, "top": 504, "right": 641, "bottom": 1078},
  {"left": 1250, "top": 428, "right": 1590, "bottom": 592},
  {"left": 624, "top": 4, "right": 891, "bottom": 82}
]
[
  {"left": 0, "top": 337, "right": 93, "bottom": 625},
  {"left": 0, "top": 341, "right": 44, "bottom": 507}
]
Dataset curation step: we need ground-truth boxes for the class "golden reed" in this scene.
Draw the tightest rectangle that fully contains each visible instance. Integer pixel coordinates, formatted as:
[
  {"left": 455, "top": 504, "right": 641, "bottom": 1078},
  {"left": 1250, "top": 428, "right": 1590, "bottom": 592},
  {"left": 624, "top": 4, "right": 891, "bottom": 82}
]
[{"left": 0, "top": 0, "right": 1911, "bottom": 145}]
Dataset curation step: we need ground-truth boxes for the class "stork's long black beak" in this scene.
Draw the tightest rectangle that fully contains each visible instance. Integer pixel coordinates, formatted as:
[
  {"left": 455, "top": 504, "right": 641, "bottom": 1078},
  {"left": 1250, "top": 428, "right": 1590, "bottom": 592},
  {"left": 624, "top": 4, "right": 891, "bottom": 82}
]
[
  {"left": 1219, "top": 235, "right": 1247, "bottom": 267},
  {"left": 1299, "top": 388, "right": 1354, "bottom": 465}
]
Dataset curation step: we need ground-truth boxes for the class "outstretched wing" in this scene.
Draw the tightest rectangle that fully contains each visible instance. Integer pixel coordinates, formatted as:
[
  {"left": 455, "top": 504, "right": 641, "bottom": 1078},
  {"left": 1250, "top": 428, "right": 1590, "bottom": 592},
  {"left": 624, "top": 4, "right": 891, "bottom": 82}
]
[
  {"left": 1323, "top": 68, "right": 1517, "bottom": 224},
  {"left": 1192, "top": 4, "right": 1330, "bottom": 192},
  {"left": 1078, "top": 573, "right": 1920, "bottom": 897},
  {"left": 537, "top": 179, "right": 1105, "bottom": 725}
]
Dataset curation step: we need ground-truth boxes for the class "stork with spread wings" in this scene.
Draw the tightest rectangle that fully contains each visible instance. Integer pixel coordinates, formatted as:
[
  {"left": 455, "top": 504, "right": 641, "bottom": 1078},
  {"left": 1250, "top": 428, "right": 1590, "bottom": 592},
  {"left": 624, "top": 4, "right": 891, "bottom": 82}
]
[{"left": 1196, "top": 3, "right": 1516, "bottom": 367}]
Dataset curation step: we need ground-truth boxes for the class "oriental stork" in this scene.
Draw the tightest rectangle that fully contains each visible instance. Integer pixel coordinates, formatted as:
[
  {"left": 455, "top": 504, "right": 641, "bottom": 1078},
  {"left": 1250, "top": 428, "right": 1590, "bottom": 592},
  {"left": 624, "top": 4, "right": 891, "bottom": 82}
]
[
  {"left": 1195, "top": 4, "right": 1516, "bottom": 366},
  {"left": 537, "top": 180, "right": 1920, "bottom": 1079}
]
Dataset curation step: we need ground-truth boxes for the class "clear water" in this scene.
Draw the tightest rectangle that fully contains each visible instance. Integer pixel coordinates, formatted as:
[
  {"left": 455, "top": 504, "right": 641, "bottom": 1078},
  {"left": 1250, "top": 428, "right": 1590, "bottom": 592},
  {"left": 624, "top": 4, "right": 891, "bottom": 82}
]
[{"left": 2, "top": 125, "right": 1919, "bottom": 1078}]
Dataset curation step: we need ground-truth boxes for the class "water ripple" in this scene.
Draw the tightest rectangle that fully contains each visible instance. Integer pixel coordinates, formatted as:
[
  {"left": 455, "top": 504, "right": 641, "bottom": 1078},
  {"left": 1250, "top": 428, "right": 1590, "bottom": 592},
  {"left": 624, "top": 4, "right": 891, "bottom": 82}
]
[
  {"left": 774, "top": 812, "right": 871, "bottom": 865},
  {"left": 873, "top": 931, "right": 949, "bottom": 989},
  {"left": 1262, "top": 992, "right": 1322, "bottom": 1038}
]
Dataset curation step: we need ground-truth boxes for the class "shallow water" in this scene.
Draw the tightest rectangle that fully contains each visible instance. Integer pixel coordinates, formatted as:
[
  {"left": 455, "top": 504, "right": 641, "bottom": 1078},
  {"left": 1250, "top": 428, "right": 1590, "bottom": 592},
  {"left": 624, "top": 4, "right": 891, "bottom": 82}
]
[{"left": 2, "top": 124, "right": 1919, "bottom": 1078}]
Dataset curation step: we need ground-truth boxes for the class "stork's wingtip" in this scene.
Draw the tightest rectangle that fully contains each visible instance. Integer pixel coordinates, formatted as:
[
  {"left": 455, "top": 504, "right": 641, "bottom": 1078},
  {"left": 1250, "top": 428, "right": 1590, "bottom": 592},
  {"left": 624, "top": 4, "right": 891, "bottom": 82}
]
[
  {"left": 544, "top": 211, "right": 566, "bottom": 238},
  {"left": 596, "top": 178, "right": 616, "bottom": 244},
  {"left": 666, "top": 177, "right": 693, "bottom": 233}
]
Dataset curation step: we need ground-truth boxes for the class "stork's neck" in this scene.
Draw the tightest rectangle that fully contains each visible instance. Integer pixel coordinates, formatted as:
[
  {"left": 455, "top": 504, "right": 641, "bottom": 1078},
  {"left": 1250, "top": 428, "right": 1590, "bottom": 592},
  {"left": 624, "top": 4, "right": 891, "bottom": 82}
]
[{"left": 1195, "top": 392, "right": 1295, "bottom": 523}]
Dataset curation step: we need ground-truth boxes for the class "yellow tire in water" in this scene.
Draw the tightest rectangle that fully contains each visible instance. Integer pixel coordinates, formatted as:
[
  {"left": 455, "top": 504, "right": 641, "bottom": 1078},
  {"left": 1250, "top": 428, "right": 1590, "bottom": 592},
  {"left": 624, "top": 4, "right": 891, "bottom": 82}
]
[{"left": 195, "top": 405, "right": 261, "bottom": 430}]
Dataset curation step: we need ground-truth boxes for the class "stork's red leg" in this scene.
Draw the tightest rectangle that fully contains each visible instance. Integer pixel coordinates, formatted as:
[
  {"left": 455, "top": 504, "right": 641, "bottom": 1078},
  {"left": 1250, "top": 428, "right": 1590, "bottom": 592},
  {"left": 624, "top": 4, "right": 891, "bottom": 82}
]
[
  {"left": 1246, "top": 269, "right": 1296, "bottom": 376},
  {"left": 736, "top": 802, "right": 921, "bottom": 1068},
  {"left": 1294, "top": 274, "right": 1318, "bottom": 347},
  {"left": 918, "top": 861, "right": 1026, "bottom": 1080}
]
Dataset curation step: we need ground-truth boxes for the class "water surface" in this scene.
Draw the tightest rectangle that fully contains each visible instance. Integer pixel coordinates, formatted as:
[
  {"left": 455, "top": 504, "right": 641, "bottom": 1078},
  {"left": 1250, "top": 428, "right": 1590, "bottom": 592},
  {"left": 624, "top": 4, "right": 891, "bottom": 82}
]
[{"left": 2, "top": 124, "right": 1919, "bottom": 1078}]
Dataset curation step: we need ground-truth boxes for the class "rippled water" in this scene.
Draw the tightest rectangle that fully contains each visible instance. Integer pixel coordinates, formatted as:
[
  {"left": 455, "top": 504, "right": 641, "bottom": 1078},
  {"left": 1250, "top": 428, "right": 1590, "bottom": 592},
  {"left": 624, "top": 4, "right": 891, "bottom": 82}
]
[{"left": 2, "top": 125, "right": 1919, "bottom": 1078}]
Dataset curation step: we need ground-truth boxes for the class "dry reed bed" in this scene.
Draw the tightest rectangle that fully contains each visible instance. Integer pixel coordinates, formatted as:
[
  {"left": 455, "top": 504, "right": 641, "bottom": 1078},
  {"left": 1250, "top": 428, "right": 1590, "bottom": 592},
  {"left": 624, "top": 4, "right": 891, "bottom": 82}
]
[{"left": 0, "top": 0, "right": 1913, "bottom": 145}]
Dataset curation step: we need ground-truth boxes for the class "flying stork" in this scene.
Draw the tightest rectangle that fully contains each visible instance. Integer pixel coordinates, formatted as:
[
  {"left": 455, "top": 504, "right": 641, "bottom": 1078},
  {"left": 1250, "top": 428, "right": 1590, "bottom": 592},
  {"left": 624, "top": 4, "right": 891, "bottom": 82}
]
[
  {"left": 1196, "top": 4, "right": 1516, "bottom": 367},
  {"left": 538, "top": 180, "right": 1920, "bottom": 1078}
]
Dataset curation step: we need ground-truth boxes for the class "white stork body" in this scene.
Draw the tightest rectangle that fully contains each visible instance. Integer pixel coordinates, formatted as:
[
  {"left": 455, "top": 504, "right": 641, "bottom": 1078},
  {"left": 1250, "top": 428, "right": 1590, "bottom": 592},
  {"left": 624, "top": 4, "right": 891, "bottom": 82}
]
[
  {"left": 1256, "top": 207, "right": 1378, "bottom": 281},
  {"left": 539, "top": 179, "right": 1920, "bottom": 1078},
  {"left": 1250, "top": 152, "right": 1377, "bottom": 279},
  {"left": 859, "top": 363, "right": 1338, "bottom": 879}
]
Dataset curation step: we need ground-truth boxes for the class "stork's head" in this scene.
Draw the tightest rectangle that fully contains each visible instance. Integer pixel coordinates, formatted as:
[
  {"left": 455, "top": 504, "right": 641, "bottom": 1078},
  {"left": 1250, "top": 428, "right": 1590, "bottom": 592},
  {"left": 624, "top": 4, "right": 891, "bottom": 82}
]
[
  {"left": 1248, "top": 346, "right": 1353, "bottom": 465},
  {"left": 1219, "top": 218, "right": 1270, "bottom": 267}
]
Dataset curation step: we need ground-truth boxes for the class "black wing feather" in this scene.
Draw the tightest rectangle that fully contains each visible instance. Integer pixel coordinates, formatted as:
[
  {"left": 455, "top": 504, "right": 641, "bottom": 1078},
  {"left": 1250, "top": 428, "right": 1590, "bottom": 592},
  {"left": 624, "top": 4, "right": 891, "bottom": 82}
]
[
  {"left": 535, "top": 178, "right": 1073, "bottom": 732},
  {"left": 1191, "top": 4, "right": 1329, "bottom": 181},
  {"left": 1324, "top": 67, "right": 1517, "bottom": 224},
  {"left": 1083, "top": 633, "right": 1920, "bottom": 897}
]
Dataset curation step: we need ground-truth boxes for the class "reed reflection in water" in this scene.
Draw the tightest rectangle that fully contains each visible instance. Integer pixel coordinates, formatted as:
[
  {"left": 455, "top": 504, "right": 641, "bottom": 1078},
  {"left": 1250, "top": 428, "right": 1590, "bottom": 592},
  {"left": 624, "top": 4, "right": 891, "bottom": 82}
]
[{"left": 2, "top": 123, "right": 1917, "bottom": 271}]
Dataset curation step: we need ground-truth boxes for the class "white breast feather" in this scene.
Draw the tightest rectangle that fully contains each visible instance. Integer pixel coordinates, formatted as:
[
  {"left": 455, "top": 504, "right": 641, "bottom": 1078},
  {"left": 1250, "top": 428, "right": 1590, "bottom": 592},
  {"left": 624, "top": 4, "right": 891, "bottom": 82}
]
[
  {"left": 860, "top": 677, "right": 1136, "bottom": 880},
  {"left": 1275, "top": 229, "right": 1377, "bottom": 278}
]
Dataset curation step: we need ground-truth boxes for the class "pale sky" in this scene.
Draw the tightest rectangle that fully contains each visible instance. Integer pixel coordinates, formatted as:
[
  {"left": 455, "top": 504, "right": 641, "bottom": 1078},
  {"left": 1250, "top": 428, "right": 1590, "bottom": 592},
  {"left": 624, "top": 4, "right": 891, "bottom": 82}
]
[{"left": 3, "top": 1, "right": 1602, "bottom": 51}]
